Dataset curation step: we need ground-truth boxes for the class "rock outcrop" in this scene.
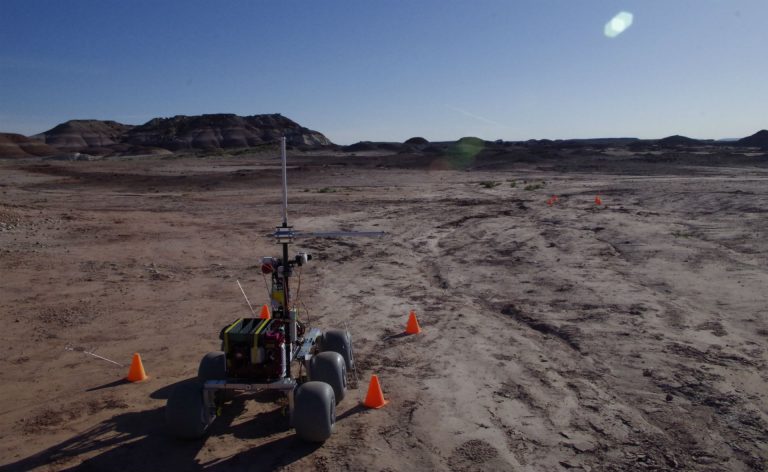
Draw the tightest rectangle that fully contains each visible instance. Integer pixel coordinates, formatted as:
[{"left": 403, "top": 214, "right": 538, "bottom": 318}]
[
  {"left": 124, "top": 114, "right": 331, "bottom": 150},
  {"left": 0, "top": 133, "right": 58, "bottom": 158}
]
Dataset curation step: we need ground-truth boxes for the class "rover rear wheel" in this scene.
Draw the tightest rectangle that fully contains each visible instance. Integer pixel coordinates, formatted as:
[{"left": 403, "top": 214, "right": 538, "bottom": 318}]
[
  {"left": 321, "top": 329, "right": 355, "bottom": 371},
  {"left": 309, "top": 351, "right": 346, "bottom": 403}
]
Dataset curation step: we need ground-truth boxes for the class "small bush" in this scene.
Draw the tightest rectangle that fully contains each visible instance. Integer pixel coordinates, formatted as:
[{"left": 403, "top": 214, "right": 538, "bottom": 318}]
[
  {"left": 672, "top": 230, "right": 693, "bottom": 238},
  {"left": 317, "top": 187, "right": 337, "bottom": 193},
  {"left": 524, "top": 182, "right": 545, "bottom": 191},
  {"left": 479, "top": 181, "right": 501, "bottom": 189}
]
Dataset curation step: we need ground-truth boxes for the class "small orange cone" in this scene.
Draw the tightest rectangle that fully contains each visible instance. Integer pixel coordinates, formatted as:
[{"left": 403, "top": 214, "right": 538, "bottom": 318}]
[
  {"left": 405, "top": 310, "right": 421, "bottom": 334},
  {"left": 595, "top": 195, "right": 602, "bottom": 206},
  {"left": 126, "top": 353, "right": 148, "bottom": 382},
  {"left": 363, "top": 374, "right": 388, "bottom": 409},
  {"left": 259, "top": 304, "right": 271, "bottom": 319}
]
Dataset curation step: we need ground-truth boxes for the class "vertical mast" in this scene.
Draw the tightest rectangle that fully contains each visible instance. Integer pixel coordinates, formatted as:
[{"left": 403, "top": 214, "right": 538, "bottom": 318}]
[
  {"left": 281, "top": 136, "right": 288, "bottom": 227},
  {"left": 280, "top": 135, "right": 290, "bottom": 313},
  {"left": 279, "top": 136, "right": 292, "bottom": 378}
]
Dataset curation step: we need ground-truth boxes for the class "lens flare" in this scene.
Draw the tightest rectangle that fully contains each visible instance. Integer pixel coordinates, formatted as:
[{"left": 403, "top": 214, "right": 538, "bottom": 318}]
[
  {"left": 604, "top": 11, "right": 633, "bottom": 38},
  {"left": 431, "top": 137, "right": 485, "bottom": 171}
]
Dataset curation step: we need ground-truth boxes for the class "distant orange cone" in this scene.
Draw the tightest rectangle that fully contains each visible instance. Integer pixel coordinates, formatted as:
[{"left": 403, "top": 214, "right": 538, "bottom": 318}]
[
  {"left": 595, "top": 195, "right": 602, "bottom": 206},
  {"left": 405, "top": 310, "right": 421, "bottom": 334},
  {"left": 126, "top": 353, "right": 148, "bottom": 382},
  {"left": 363, "top": 374, "right": 388, "bottom": 409},
  {"left": 259, "top": 304, "right": 271, "bottom": 319}
]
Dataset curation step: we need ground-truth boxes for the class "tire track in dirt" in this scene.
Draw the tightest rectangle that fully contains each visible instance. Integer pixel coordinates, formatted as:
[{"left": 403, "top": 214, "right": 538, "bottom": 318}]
[{"left": 368, "top": 178, "right": 768, "bottom": 470}]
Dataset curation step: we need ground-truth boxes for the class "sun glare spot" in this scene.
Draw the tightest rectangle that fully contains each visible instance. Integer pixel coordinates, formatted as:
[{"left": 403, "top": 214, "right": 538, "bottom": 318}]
[{"left": 604, "top": 11, "right": 633, "bottom": 38}]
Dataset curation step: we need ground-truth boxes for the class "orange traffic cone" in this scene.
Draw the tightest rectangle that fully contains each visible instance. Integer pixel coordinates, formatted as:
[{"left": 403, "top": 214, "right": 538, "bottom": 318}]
[
  {"left": 405, "top": 310, "right": 421, "bottom": 335},
  {"left": 595, "top": 195, "right": 602, "bottom": 206},
  {"left": 126, "top": 353, "right": 148, "bottom": 382},
  {"left": 363, "top": 374, "right": 388, "bottom": 409},
  {"left": 259, "top": 304, "right": 271, "bottom": 319}
]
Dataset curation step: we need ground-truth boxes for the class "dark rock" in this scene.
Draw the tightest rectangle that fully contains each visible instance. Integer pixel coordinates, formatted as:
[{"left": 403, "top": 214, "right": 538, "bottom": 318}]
[{"left": 737, "top": 129, "right": 768, "bottom": 148}]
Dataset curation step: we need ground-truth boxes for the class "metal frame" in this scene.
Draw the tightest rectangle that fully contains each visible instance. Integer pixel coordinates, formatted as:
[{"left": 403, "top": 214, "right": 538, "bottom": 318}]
[{"left": 201, "top": 327, "right": 323, "bottom": 423}]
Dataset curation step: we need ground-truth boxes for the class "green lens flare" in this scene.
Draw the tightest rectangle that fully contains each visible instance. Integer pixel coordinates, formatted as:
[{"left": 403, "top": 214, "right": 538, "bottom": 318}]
[{"left": 440, "top": 137, "right": 485, "bottom": 170}]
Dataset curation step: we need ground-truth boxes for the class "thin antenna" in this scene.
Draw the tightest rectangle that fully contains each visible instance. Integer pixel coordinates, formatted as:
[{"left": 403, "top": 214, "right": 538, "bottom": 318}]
[
  {"left": 281, "top": 136, "right": 288, "bottom": 226},
  {"left": 64, "top": 345, "right": 125, "bottom": 367},
  {"left": 237, "top": 279, "right": 258, "bottom": 317}
]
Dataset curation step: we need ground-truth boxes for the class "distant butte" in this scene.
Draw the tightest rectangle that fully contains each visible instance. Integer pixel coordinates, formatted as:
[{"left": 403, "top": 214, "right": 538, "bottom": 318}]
[
  {"left": 1, "top": 117, "right": 767, "bottom": 158},
  {"left": 0, "top": 132, "right": 59, "bottom": 158},
  {"left": 1, "top": 113, "right": 331, "bottom": 158},
  {"left": 124, "top": 114, "right": 331, "bottom": 150},
  {"left": 657, "top": 135, "right": 701, "bottom": 146}
]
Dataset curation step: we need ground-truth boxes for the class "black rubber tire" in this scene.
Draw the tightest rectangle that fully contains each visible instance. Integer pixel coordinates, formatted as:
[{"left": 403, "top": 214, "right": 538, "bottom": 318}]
[
  {"left": 309, "top": 351, "right": 347, "bottom": 403},
  {"left": 321, "top": 329, "right": 355, "bottom": 371},
  {"left": 166, "top": 381, "right": 213, "bottom": 439},
  {"left": 198, "top": 351, "right": 226, "bottom": 381},
  {"left": 293, "top": 381, "right": 335, "bottom": 442}
]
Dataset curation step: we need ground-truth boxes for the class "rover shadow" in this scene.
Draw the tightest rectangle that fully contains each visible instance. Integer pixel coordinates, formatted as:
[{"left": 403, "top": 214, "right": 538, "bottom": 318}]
[
  {"left": 202, "top": 434, "right": 322, "bottom": 471},
  {"left": 0, "top": 405, "right": 197, "bottom": 472},
  {"left": 2, "top": 379, "right": 345, "bottom": 472}
]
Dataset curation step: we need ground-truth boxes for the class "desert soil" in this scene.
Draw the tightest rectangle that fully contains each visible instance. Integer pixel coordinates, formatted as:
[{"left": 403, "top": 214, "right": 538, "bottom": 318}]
[{"left": 0, "top": 152, "right": 767, "bottom": 471}]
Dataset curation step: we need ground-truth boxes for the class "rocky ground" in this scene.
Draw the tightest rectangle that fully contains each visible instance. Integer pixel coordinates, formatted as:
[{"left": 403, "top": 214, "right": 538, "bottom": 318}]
[{"left": 0, "top": 149, "right": 766, "bottom": 471}]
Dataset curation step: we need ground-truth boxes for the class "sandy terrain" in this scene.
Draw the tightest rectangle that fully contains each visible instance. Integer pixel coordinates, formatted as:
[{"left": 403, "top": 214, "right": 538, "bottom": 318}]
[{"left": 0, "top": 151, "right": 767, "bottom": 471}]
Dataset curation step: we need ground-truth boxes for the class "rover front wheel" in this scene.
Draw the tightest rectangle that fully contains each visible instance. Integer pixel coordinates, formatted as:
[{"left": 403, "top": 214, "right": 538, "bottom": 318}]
[
  {"left": 198, "top": 351, "right": 226, "bottom": 381},
  {"left": 293, "top": 381, "right": 335, "bottom": 442}
]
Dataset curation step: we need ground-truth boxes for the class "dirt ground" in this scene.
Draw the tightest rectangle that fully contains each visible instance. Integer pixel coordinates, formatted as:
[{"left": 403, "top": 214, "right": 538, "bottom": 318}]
[{"left": 1, "top": 150, "right": 767, "bottom": 471}]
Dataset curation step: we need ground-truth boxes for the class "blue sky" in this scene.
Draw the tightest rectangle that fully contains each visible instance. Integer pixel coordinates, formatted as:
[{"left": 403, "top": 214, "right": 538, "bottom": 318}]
[{"left": 1, "top": 1, "right": 766, "bottom": 144}]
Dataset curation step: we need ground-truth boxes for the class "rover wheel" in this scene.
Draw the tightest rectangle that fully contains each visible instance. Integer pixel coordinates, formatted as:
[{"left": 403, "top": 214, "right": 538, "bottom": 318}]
[
  {"left": 166, "top": 381, "right": 214, "bottom": 439},
  {"left": 198, "top": 351, "right": 226, "bottom": 381},
  {"left": 321, "top": 329, "right": 355, "bottom": 371},
  {"left": 309, "top": 351, "right": 346, "bottom": 403},
  {"left": 293, "top": 381, "right": 335, "bottom": 442}
]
